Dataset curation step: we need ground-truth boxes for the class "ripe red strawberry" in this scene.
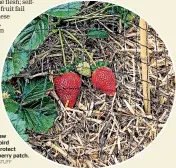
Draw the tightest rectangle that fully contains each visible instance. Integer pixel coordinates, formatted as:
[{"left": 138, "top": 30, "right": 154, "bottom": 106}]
[
  {"left": 91, "top": 67, "right": 116, "bottom": 96},
  {"left": 54, "top": 72, "right": 81, "bottom": 108}
]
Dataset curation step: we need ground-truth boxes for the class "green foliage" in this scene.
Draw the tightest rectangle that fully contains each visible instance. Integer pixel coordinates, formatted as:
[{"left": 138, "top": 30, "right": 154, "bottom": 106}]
[
  {"left": 66, "top": 64, "right": 75, "bottom": 72},
  {"left": 22, "top": 97, "right": 57, "bottom": 133},
  {"left": 88, "top": 29, "right": 109, "bottom": 39},
  {"left": 45, "top": 2, "right": 81, "bottom": 18},
  {"left": 60, "top": 67, "right": 67, "bottom": 73},
  {"left": 4, "top": 98, "right": 19, "bottom": 113},
  {"left": 59, "top": 64, "right": 75, "bottom": 73},
  {"left": 1, "top": 82, "right": 16, "bottom": 99},
  {"left": 74, "top": 58, "right": 81, "bottom": 64},
  {"left": 2, "top": 51, "right": 29, "bottom": 81},
  {"left": 8, "top": 112, "right": 29, "bottom": 142},
  {"left": 97, "top": 61, "right": 110, "bottom": 67},
  {"left": 96, "top": 61, "right": 104, "bottom": 67},
  {"left": 3, "top": 77, "right": 57, "bottom": 135},
  {"left": 90, "top": 65, "right": 97, "bottom": 71},
  {"left": 22, "top": 78, "right": 53, "bottom": 103},
  {"left": 91, "top": 61, "right": 110, "bottom": 71},
  {"left": 13, "top": 15, "right": 49, "bottom": 51}
]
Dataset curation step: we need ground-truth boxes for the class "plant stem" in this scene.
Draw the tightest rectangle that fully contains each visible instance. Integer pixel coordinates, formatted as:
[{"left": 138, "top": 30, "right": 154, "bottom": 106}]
[
  {"left": 59, "top": 29, "right": 66, "bottom": 66},
  {"left": 81, "top": 4, "right": 115, "bottom": 17},
  {"left": 62, "top": 29, "right": 96, "bottom": 66},
  {"left": 65, "top": 14, "right": 114, "bottom": 23},
  {"left": 63, "top": 35, "right": 76, "bottom": 63},
  {"left": 98, "top": 3, "right": 115, "bottom": 14}
]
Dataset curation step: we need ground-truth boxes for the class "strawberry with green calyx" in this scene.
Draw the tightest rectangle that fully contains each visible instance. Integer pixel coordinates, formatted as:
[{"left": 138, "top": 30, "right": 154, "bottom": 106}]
[
  {"left": 54, "top": 72, "right": 81, "bottom": 108},
  {"left": 90, "top": 61, "right": 110, "bottom": 71},
  {"left": 91, "top": 61, "right": 116, "bottom": 96},
  {"left": 54, "top": 64, "right": 81, "bottom": 108}
]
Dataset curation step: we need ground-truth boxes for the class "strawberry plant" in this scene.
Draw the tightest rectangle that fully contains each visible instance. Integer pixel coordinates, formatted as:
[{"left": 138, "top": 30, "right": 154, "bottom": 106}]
[
  {"left": 2, "top": 50, "right": 29, "bottom": 81},
  {"left": 8, "top": 112, "right": 29, "bottom": 142},
  {"left": 2, "top": 15, "right": 49, "bottom": 82},
  {"left": 2, "top": 1, "right": 119, "bottom": 143},
  {"left": 1, "top": 2, "right": 173, "bottom": 168},
  {"left": 13, "top": 15, "right": 49, "bottom": 51},
  {"left": 1, "top": 82, "right": 16, "bottom": 99},
  {"left": 2, "top": 77, "right": 57, "bottom": 141}
]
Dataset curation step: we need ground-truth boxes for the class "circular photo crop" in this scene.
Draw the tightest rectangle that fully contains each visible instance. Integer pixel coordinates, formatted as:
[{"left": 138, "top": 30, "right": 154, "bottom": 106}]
[{"left": 1, "top": 1, "right": 175, "bottom": 167}]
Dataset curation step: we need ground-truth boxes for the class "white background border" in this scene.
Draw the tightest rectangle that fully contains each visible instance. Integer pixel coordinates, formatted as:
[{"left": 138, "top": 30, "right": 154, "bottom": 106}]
[{"left": 0, "top": 0, "right": 176, "bottom": 167}]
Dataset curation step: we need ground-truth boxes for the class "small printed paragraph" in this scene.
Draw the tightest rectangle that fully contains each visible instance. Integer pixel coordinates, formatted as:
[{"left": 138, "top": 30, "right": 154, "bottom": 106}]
[
  {"left": 0, "top": 134, "right": 29, "bottom": 164},
  {"left": 0, "top": 0, "right": 34, "bottom": 33}
]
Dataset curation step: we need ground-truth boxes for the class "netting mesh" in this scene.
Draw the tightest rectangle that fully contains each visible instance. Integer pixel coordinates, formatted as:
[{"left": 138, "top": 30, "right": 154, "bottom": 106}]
[{"left": 2, "top": 1, "right": 175, "bottom": 167}]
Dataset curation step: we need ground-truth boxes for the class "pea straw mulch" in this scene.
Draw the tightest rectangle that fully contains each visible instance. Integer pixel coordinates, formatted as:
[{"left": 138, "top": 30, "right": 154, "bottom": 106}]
[{"left": 22, "top": 2, "right": 175, "bottom": 167}]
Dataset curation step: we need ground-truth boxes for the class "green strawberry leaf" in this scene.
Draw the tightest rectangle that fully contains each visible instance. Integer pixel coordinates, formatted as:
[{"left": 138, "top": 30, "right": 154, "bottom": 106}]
[
  {"left": 3, "top": 78, "right": 57, "bottom": 134},
  {"left": 2, "top": 51, "right": 29, "bottom": 81},
  {"left": 8, "top": 112, "right": 29, "bottom": 142},
  {"left": 45, "top": 2, "right": 81, "bottom": 18},
  {"left": 13, "top": 15, "right": 49, "bottom": 51},
  {"left": 30, "top": 97, "right": 57, "bottom": 119},
  {"left": 21, "top": 97, "right": 57, "bottom": 133},
  {"left": 4, "top": 98, "right": 19, "bottom": 113},
  {"left": 1, "top": 82, "right": 16, "bottom": 99},
  {"left": 88, "top": 29, "right": 109, "bottom": 39},
  {"left": 22, "top": 77, "right": 53, "bottom": 103}
]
